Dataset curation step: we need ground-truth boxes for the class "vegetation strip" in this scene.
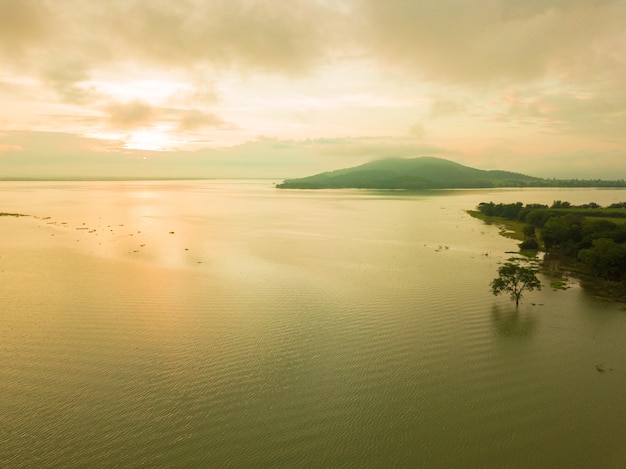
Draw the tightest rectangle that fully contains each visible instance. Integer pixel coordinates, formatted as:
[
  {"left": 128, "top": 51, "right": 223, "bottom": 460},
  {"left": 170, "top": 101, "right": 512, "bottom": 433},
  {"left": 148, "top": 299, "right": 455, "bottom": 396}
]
[{"left": 469, "top": 200, "right": 626, "bottom": 302}]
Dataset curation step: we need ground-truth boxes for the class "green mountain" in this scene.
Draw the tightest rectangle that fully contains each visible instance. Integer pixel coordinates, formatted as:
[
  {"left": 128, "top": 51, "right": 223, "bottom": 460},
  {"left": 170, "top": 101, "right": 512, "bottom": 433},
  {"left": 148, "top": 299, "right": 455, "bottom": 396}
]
[{"left": 276, "top": 157, "right": 541, "bottom": 189}]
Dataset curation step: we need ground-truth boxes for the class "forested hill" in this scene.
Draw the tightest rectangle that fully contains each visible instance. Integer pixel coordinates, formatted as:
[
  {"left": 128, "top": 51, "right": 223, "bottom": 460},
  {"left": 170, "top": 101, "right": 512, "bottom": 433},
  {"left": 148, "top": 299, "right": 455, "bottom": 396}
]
[
  {"left": 276, "top": 157, "right": 625, "bottom": 189},
  {"left": 276, "top": 157, "right": 539, "bottom": 189}
]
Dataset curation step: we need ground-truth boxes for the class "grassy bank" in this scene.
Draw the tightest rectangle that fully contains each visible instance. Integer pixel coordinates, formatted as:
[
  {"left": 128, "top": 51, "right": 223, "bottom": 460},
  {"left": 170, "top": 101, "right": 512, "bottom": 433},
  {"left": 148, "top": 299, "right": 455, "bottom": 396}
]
[{"left": 467, "top": 210, "right": 527, "bottom": 242}]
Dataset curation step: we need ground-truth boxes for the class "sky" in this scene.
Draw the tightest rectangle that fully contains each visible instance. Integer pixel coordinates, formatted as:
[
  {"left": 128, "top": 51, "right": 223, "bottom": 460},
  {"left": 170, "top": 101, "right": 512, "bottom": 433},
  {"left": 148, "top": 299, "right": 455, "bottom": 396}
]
[{"left": 1, "top": 0, "right": 625, "bottom": 180}]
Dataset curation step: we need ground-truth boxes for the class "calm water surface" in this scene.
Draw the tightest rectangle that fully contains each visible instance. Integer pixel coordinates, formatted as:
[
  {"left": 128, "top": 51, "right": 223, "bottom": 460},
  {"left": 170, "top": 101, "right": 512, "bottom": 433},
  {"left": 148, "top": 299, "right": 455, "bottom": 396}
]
[{"left": 1, "top": 181, "right": 626, "bottom": 467}]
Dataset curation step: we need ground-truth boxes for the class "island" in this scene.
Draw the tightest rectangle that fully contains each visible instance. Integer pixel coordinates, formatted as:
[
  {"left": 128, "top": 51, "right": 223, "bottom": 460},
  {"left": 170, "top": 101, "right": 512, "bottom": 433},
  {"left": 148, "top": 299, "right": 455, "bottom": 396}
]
[{"left": 276, "top": 156, "right": 626, "bottom": 190}]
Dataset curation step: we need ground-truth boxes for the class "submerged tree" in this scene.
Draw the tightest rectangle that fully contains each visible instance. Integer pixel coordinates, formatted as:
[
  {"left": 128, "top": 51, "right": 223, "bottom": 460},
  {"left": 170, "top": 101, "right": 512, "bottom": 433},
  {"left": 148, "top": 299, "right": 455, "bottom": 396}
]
[{"left": 491, "top": 259, "right": 541, "bottom": 307}]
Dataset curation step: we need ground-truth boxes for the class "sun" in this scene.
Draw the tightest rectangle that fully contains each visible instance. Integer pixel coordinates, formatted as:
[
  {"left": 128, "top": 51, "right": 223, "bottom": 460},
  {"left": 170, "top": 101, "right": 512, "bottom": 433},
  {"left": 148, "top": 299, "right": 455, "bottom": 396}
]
[{"left": 123, "top": 127, "right": 181, "bottom": 151}]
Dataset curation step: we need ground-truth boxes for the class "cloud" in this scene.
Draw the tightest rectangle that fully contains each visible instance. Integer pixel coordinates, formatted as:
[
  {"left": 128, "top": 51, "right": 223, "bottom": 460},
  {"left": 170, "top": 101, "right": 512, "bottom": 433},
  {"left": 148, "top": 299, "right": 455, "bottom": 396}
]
[
  {"left": 0, "top": 0, "right": 348, "bottom": 125},
  {"left": 302, "top": 136, "right": 452, "bottom": 161},
  {"left": 0, "top": 131, "right": 312, "bottom": 179},
  {"left": 430, "top": 98, "right": 467, "bottom": 117},
  {"left": 115, "top": 0, "right": 339, "bottom": 73},
  {"left": 0, "top": 131, "right": 453, "bottom": 179},
  {"left": 106, "top": 100, "right": 158, "bottom": 130},
  {"left": 177, "top": 109, "right": 232, "bottom": 131},
  {"left": 1, "top": 131, "right": 624, "bottom": 180},
  {"left": 530, "top": 150, "right": 626, "bottom": 179},
  {"left": 494, "top": 76, "right": 626, "bottom": 139},
  {"left": 103, "top": 102, "right": 234, "bottom": 134},
  {"left": 40, "top": 59, "right": 94, "bottom": 104},
  {"left": 357, "top": 0, "right": 626, "bottom": 85},
  {"left": 0, "top": 0, "right": 341, "bottom": 78},
  {"left": 0, "top": 0, "right": 50, "bottom": 61},
  {"left": 169, "top": 80, "right": 219, "bottom": 107},
  {"left": 1, "top": 0, "right": 625, "bottom": 181},
  {"left": 492, "top": 149, "right": 626, "bottom": 180},
  {"left": 0, "top": 143, "right": 23, "bottom": 155},
  {"left": 408, "top": 123, "right": 426, "bottom": 138},
  {"left": 2, "top": 1, "right": 625, "bottom": 90}
]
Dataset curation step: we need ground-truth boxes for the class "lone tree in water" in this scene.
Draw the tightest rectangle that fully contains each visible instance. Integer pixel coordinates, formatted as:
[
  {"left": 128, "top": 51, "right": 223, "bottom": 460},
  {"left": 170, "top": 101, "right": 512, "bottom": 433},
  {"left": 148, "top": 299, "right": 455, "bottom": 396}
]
[{"left": 491, "top": 259, "right": 541, "bottom": 307}]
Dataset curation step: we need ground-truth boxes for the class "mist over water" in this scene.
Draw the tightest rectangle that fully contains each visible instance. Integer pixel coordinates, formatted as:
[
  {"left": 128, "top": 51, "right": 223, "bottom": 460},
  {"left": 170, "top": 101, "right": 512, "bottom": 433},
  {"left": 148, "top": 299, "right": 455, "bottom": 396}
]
[{"left": 2, "top": 181, "right": 626, "bottom": 467}]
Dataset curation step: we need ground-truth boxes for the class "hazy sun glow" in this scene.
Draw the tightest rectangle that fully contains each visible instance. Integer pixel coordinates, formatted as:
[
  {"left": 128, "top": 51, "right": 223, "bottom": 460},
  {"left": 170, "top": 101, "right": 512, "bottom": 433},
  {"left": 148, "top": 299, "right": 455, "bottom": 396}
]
[
  {"left": 124, "top": 128, "right": 182, "bottom": 151},
  {"left": 89, "top": 79, "right": 192, "bottom": 106}
]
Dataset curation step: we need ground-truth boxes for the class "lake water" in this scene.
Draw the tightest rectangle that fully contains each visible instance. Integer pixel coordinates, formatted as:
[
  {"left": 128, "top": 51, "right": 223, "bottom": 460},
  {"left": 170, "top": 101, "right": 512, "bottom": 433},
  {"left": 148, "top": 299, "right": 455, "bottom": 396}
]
[{"left": 1, "top": 181, "right": 626, "bottom": 468}]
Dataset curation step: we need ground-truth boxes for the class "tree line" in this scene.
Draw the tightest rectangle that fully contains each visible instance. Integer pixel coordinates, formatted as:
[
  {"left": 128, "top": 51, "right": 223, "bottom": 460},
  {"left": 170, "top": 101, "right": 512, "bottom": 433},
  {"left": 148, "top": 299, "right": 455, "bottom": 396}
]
[{"left": 476, "top": 201, "right": 626, "bottom": 283}]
